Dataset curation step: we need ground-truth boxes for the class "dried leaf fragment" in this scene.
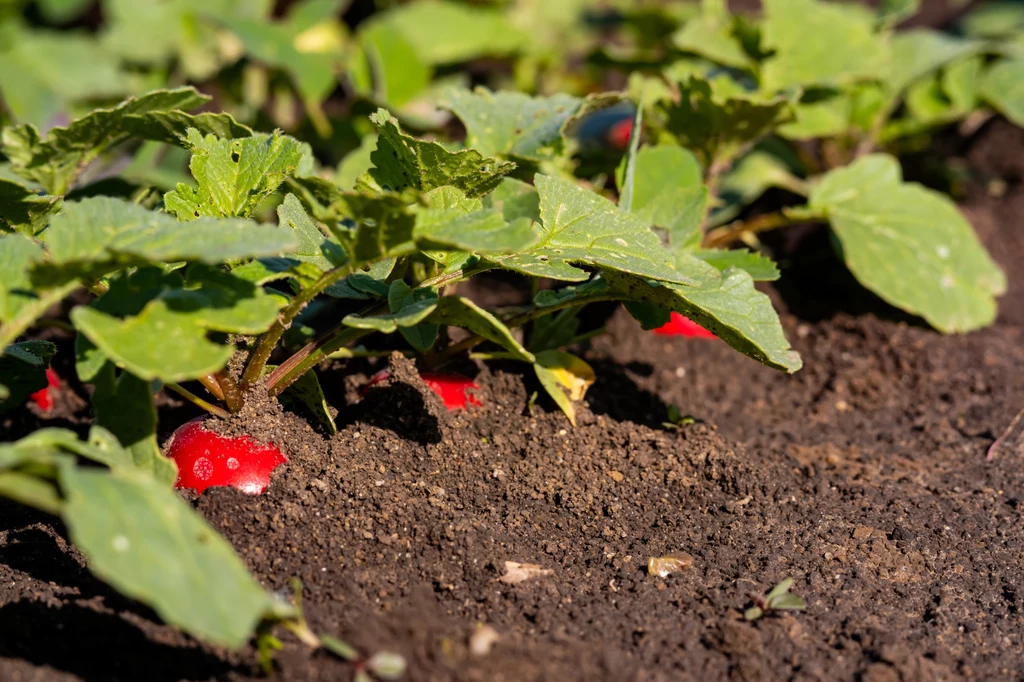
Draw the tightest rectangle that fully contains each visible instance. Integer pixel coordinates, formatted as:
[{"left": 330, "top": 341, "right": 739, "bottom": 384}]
[
  {"left": 499, "top": 561, "right": 553, "bottom": 585},
  {"left": 647, "top": 551, "right": 694, "bottom": 578}
]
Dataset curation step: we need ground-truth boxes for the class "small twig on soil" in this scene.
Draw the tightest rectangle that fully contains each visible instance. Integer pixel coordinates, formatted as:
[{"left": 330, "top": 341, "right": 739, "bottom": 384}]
[
  {"left": 987, "top": 406, "right": 1024, "bottom": 461},
  {"left": 165, "top": 382, "right": 232, "bottom": 419}
]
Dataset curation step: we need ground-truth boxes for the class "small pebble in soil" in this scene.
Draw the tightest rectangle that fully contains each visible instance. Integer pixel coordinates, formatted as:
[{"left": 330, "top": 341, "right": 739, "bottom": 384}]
[{"left": 647, "top": 552, "right": 695, "bottom": 578}]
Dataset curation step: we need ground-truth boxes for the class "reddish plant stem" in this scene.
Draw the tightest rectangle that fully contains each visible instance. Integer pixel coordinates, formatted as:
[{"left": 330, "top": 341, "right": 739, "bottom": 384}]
[
  {"left": 197, "top": 374, "right": 225, "bottom": 401},
  {"left": 240, "top": 266, "right": 351, "bottom": 391},
  {"left": 214, "top": 369, "right": 243, "bottom": 413}
]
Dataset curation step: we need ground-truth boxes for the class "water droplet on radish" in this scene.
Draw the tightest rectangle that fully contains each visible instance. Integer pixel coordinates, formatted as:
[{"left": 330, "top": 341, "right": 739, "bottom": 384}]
[
  {"left": 226, "top": 457, "right": 239, "bottom": 470},
  {"left": 193, "top": 457, "right": 214, "bottom": 481}
]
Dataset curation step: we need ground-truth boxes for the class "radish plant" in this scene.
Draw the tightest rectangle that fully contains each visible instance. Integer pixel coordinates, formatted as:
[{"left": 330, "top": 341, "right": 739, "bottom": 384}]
[{"left": 0, "top": 0, "right": 1018, "bottom": 667}]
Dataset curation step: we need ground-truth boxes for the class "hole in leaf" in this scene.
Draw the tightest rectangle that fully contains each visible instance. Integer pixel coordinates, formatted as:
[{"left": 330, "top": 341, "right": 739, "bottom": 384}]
[{"left": 230, "top": 151, "right": 240, "bottom": 163}]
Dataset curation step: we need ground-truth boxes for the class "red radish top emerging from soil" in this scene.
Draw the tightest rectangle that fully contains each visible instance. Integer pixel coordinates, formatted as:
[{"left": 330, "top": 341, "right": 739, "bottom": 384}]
[
  {"left": 608, "top": 118, "right": 634, "bottom": 150},
  {"left": 165, "top": 417, "right": 287, "bottom": 495},
  {"left": 361, "top": 369, "right": 481, "bottom": 410},
  {"left": 29, "top": 368, "right": 60, "bottom": 412},
  {"left": 654, "top": 312, "right": 717, "bottom": 339}
]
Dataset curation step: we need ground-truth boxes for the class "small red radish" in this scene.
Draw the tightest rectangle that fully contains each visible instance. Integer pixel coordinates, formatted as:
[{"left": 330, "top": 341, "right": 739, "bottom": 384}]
[
  {"left": 360, "top": 369, "right": 481, "bottom": 410},
  {"left": 654, "top": 312, "right": 716, "bottom": 339},
  {"left": 420, "top": 372, "right": 482, "bottom": 410},
  {"left": 608, "top": 117, "right": 635, "bottom": 150},
  {"left": 164, "top": 417, "right": 287, "bottom": 495},
  {"left": 29, "top": 368, "right": 60, "bottom": 412}
]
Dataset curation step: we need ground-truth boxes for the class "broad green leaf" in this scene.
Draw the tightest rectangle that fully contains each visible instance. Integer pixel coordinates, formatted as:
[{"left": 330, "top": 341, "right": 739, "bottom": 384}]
[
  {"left": 369, "top": 109, "right": 516, "bottom": 198},
  {"left": 164, "top": 129, "right": 304, "bottom": 220},
  {"left": 352, "top": 20, "right": 431, "bottom": 108},
  {"left": 885, "top": 30, "right": 983, "bottom": 97},
  {"left": 0, "top": 472, "right": 63, "bottom": 515},
  {"left": 376, "top": 0, "right": 525, "bottom": 65},
  {"left": 693, "top": 249, "right": 780, "bottom": 281},
  {"left": 810, "top": 154, "right": 1006, "bottom": 333},
  {"left": 943, "top": 56, "right": 984, "bottom": 114},
  {"left": 336, "top": 134, "right": 377, "bottom": 190},
  {"left": 672, "top": 14, "right": 751, "bottom": 69},
  {"left": 221, "top": 16, "right": 338, "bottom": 105},
  {"left": 36, "top": 197, "right": 297, "bottom": 285},
  {"left": 442, "top": 88, "right": 583, "bottom": 163},
  {"left": 654, "top": 76, "right": 793, "bottom": 167},
  {"left": 122, "top": 111, "right": 254, "bottom": 146},
  {"left": 640, "top": 187, "right": 708, "bottom": 255},
  {"left": 427, "top": 296, "right": 534, "bottom": 363},
  {"left": 760, "top": 0, "right": 890, "bottom": 93},
  {"left": 388, "top": 281, "right": 439, "bottom": 352},
  {"left": 0, "top": 234, "right": 45, "bottom": 322},
  {"left": 2, "top": 88, "right": 208, "bottom": 193},
  {"left": 602, "top": 264, "right": 802, "bottom": 372},
  {"left": 533, "top": 350, "right": 595, "bottom": 426},
  {"left": 878, "top": 0, "right": 920, "bottom": 27},
  {"left": 0, "top": 30, "right": 129, "bottom": 128},
  {"left": 493, "top": 175, "right": 699, "bottom": 285},
  {"left": 343, "top": 297, "right": 438, "bottom": 333},
  {"left": 414, "top": 204, "right": 537, "bottom": 256},
  {"left": 0, "top": 177, "right": 62, "bottom": 235},
  {"left": 277, "top": 193, "right": 346, "bottom": 272},
  {"left": 981, "top": 59, "right": 1024, "bottom": 127},
  {"left": 60, "top": 466, "right": 279, "bottom": 649},
  {"left": 71, "top": 267, "right": 280, "bottom": 382},
  {"left": 617, "top": 145, "right": 702, "bottom": 215},
  {"left": 0, "top": 340, "right": 55, "bottom": 412},
  {"left": 959, "top": 2, "right": 1024, "bottom": 38},
  {"left": 91, "top": 365, "right": 176, "bottom": 486},
  {"left": 483, "top": 178, "right": 541, "bottom": 224}
]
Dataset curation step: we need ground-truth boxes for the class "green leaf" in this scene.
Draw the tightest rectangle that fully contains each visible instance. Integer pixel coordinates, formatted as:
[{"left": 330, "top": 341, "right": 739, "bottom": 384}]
[
  {"left": 624, "top": 301, "right": 672, "bottom": 331},
  {"left": 760, "top": 0, "right": 890, "bottom": 93},
  {"left": 483, "top": 178, "right": 541, "bottom": 224},
  {"left": 884, "top": 30, "right": 983, "bottom": 97},
  {"left": 336, "top": 134, "right": 378, "bottom": 191},
  {"left": 878, "top": 0, "right": 920, "bottom": 27},
  {"left": 0, "top": 234, "right": 45, "bottom": 322},
  {"left": 654, "top": 76, "right": 793, "bottom": 167},
  {"left": 602, "top": 265, "right": 802, "bottom": 372},
  {"left": 532, "top": 350, "right": 595, "bottom": 426},
  {"left": 343, "top": 296, "right": 438, "bottom": 333},
  {"left": 441, "top": 88, "right": 583, "bottom": 163},
  {"left": 415, "top": 189, "right": 538, "bottom": 255},
  {"left": 693, "top": 249, "right": 780, "bottom": 281},
  {"left": 617, "top": 145, "right": 703, "bottom": 215},
  {"left": 71, "top": 267, "right": 280, "bottom": 382},
  {"left": 122, "top": 111, "right": 254, "bottom": 146},
  {"left": 427, "top": 296, "right": 534, "bottom": 363},
  {"left": 616, "top": 105, "right": 644, "bottom": 215},
  {"left": 277, "top": 192, "right": 347, "bottom": 272},
  {"left": 2, "top": 88, "right": 208, "bottom": 194},
  {"left": 352, "top": 19, "right": 431, "bottom": 109},
  {"left": 672, "top": 13, "right": 751, "bottom": 69},
  {"left": 493, "top": 175, "right": 698, "bottom": 285},
  {"left": 60, "top": 465, "right": 279, "bottom": 649},
  {"left": 981, "top": 58, "right": 1024, "bottom": 127},
  {"left": 164, "top": 129, "right": 304, "bottom": 220},
  {"left": 368, "top": 109, "right": 516, "bottom": 198},
  {"left": 0, "top": 340, "right": 56, "bottom": 412},
  {"left": 91, "top": 365, "right": 177, "bottom": 486},
  {"left": 959, "top": 2, "right": 1024, "bottom": 38},
  {"left": 277, "top": 367, "right": 337, "bottom": 436},
  {"left": 0, "top": 177, "right": 62, "bottom": 235},
  {"left": 388, "top": 281, "right": 439, "bottom": 352},
  {"left": 36, "top": 197, "right": 298, "bottom": 285},
  {"left": 374, "top": 0, "right": 525, "bottom": 65},
  {"left": 809, "top": 154, "right": 1005, "bottom": 333}
]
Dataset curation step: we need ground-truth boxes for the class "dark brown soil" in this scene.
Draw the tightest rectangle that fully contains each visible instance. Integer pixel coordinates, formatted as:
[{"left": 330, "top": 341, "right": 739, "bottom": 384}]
[{"left": 3, "top": 47, "right": 1024, "bottom": 682}]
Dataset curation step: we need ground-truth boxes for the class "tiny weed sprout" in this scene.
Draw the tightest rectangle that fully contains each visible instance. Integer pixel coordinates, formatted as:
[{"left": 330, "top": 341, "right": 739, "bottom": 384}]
[
  {"left": 744, "top": 578, "right": 807, "bottom": 621},
  {"left": 0, "top": 0, "right": 1019, "bottom": 676}
]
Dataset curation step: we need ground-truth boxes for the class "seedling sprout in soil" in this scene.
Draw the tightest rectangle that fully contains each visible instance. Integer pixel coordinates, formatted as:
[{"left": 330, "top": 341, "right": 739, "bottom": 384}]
[
  {"left": 744, "top": 578, "right": 807, "bottom": 621},
  {"left": 0, "top": 0, "right": 1020, "bottom": 672}
]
